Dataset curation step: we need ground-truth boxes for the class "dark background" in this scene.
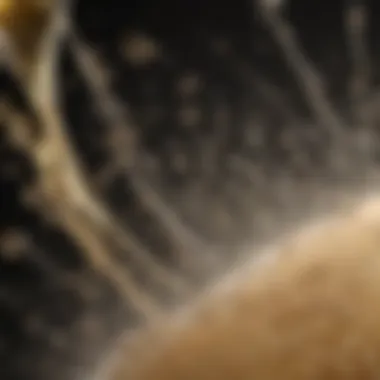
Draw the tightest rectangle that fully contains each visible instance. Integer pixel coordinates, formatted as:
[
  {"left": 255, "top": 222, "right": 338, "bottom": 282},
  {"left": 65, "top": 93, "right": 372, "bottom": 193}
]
[{"left": 1, "top": 1, "right": 380, "bottom": 379}]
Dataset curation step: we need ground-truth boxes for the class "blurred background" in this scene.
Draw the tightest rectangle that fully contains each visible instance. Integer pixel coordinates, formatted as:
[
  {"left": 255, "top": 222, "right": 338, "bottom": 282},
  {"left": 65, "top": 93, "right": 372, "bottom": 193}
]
[{"left": 1, "top": 0, "right": 380, "bottom": 379}]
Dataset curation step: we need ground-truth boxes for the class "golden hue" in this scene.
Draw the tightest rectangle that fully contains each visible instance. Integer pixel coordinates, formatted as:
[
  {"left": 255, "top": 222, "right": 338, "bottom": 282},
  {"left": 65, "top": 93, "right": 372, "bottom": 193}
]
[
  {"left": 0, "top": 0, "right": 54, "bottom": 77},
  {"left": 106, "top": 196, "right": 380, "bottom": 380}
]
